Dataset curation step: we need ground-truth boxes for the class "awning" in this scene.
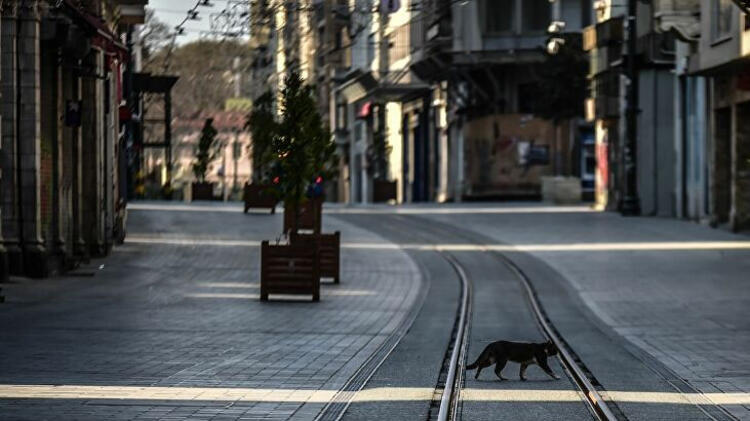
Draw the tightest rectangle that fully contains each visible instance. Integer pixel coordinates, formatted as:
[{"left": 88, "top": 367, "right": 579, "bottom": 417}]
[
  {"left": 60, "top": 0, "right": 128, "bottom": 60},
  {"left": 133, "top": 73, "right": 179, "bottom": 94},
  {"left": 336, "top": 70, "right": 378, "bottom": 103},
  {"left": 368, "top": 83, "right": 431, "bottom": 103}
]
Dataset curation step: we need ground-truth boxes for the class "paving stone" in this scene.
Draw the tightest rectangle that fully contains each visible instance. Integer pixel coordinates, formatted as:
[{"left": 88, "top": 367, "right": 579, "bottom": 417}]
[
  {"left": 0, "top": 202, "right": 422, "bottom": 420},
  {"left": 418, "top": 203, "right": 750, "bottom": 419}
]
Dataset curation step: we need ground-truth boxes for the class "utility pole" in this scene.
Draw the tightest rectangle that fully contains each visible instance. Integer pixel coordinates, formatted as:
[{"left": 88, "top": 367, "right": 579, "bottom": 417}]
[
  {"left": 221, "top": 140, "right": 227, "bottom": 201},
  {"left": 620, "top": 0, "right": 641, "bottom": 216},
  {"left": 232, "top": 129, "right": 240, "bottom": 195}
]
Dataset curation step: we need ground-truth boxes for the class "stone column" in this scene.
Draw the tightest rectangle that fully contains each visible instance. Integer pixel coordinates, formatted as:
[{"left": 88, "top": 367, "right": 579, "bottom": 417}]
[
  {"left": 81, "top": 49, "right": 104, "bottom": 256},
  {"left": 1, "top": 0, "right": 19, "bottom": 276},
  {"left": 17, "top": 0, "right": 47, "bottom": 277},
  {"left": 72, "top": 70, "right": 87, "bottom": 261},
  {"left": 0, "top": 1, "right": 6, "bottom": 282}
]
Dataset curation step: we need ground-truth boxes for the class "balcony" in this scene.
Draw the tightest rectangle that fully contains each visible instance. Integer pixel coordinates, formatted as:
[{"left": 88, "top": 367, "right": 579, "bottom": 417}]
[{"left": 113, "top": 0, "right": 148, "bottom": 24}]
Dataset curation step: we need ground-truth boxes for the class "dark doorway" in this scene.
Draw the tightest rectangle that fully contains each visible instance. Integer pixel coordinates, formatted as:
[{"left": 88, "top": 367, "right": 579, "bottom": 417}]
[{"left": 713, "top": 108, "right": 731, "bottom": 224}]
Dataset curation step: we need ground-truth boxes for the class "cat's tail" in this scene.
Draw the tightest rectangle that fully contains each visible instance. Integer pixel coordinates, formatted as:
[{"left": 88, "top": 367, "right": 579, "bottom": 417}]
[{"left": 466, "top": 347, "right": 489, "bottom": 370}]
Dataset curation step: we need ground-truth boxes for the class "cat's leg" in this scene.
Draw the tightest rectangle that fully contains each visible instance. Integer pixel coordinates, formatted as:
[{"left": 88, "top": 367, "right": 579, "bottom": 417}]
[
  {"left": 519, "top": 363, "right": 529, "bottom": 381},
  {"left": 494, "top": 359, "right": 508, "bottom": 381},
  {"left": 537, "top": 359, "right": 560, "bottom": 380}
]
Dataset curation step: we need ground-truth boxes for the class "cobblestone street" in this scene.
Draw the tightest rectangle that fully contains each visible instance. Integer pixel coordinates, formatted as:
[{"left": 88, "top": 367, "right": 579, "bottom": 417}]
[
  {"left": 2, "top": 202, "right": 750, "bottom": 420},
  {"left": 0, "top": 203, "right": 421, "bottom": 420}
]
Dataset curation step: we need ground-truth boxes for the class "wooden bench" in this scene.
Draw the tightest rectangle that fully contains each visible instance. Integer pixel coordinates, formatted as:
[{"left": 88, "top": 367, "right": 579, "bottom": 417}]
[
  {"left": 260, "top": 241, "right": 320, "bottom": 302},
  {"left": 243, "top": 183, "right": 278, "bottom": 214},
  {"left": 290, "top": 231, "right": 340, "bottom": 284},
  {"left": 283, "top": 197, "right": 322, "bottom": 234}
]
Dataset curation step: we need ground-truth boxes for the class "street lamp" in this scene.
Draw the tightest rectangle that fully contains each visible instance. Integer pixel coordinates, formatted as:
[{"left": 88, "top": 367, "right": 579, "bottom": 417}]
[
  {"left": 232, "top": 129, "right": 241, "bottom": 195},
  {"left": 620, "top": 0, "right": 641, "bottom": 215}
]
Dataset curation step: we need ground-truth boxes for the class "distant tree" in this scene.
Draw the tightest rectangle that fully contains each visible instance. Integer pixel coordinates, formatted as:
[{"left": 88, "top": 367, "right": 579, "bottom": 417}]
[
  {"left": 193, "top": 118, "right": 218, "bottom": 183},
  {"left": 531, "top": 35, "right": 589, "bottom": 121},
  {"left": 143, "top": 40, "right": 254, "bottom": 118},
  {"left": 528, "top": 35, "right": 589, "bottom": 175},
  {"left": 139, "top": 9, "right": 173, "bottom": 64}
]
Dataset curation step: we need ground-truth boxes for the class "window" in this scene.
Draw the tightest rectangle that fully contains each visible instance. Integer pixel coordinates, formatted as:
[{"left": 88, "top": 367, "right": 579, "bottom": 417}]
[
  {"left": 484, "top": 0, "right": 515, "bottom": 34},
  {"left": 522, "top": 0, "right": 551, "bottom": 33},
  {"left": 712, "top": 0, "right": 734, "bottom": 41}
]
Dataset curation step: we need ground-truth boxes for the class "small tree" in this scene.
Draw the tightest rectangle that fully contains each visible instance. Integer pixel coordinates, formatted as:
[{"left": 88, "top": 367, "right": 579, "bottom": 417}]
[
  {"left": 245, "top": 91, "right": 277, "bottom": 183},
  {"left": 529, "top": 34, "right": 588, "bottom": 175},
  {"left": 193, "top": 118, "right": 218, "bottom": 183},
  {"left": 246, "top": 72, "right": 337, "bottom": 232}
]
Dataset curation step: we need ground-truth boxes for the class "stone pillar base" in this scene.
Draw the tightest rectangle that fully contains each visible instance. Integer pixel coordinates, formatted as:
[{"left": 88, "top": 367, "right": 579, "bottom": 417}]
[
  {"left": 6, "top": 245, "right": 25, "bottom": 276},
  {"left": 0, "top": 246, "right": 8, "bottom": 282},
  {"left": 74, "top": 240, "right": 90, "bottom": 264},
  {"left": 90, "top": 242, "right": 106, "bottom": 258},
  {"left": 23, "top": 245, "right": 49, "bottom": 279}
]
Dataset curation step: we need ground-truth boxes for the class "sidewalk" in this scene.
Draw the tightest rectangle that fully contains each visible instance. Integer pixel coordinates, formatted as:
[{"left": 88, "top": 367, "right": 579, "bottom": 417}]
[
  {"left": 421, "top": 204, "right": 750, "bottom": 419},
  {"left": 0, "top": 201, "right": 422, "bottom": 420}
]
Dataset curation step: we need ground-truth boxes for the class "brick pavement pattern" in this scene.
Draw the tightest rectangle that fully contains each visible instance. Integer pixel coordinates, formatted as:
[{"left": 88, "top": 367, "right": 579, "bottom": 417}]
[
  {"left": 0, "top": 202, "right": 422, "bottom": 420},
  {"left": 417, "top": 204, "right": 750, "bottom": 420}
]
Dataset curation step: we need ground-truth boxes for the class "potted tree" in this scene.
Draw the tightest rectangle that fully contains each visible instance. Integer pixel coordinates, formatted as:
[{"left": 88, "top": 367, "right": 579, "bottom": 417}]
[
  {"left": 248, "top": 72, "right": 339, "bottom": 300},
  {"left": 250, "top": 72, "right": 336, "bottom": 233},
  {"left": 192, "top": 118, "right": 218, "bottom": 201}
]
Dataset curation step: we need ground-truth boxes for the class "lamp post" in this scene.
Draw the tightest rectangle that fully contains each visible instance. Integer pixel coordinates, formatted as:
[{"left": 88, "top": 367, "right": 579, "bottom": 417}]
[
  {"left": 620, "top": 0, "right": 641, "bottom": 216},
  {"left": 232, "top": 129, "right": 240, "bottom": 196}
]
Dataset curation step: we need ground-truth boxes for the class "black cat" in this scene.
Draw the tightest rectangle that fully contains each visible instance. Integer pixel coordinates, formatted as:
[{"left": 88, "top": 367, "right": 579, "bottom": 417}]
[{"left": 466, "top": 340, "right": 561, "bottom": 381}]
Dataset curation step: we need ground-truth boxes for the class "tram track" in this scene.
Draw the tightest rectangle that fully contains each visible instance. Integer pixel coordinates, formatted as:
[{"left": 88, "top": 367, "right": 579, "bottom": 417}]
[
  {"left": 326, "top": 213, "right": 624, "bottom": 421},
  {"left": 394, "top": 214, "right": 623, "bottom": 421}
]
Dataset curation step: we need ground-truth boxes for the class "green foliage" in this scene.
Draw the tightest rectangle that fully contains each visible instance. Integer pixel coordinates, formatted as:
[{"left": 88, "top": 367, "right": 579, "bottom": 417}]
[
  {"left": 530, "top": 35, "right": 589, "bottom": 121},
  {"left": 192, "top": 118, "right": 218, "bottom": 183},
  {"left": 245, "top": 91, "right": 277, "bottom": 183},
  {"left": 245, "top": 72, "right": 337, "bottom": 217}
]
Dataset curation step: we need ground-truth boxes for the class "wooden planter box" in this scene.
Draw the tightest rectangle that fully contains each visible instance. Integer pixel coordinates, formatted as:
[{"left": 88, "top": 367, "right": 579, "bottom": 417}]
[
  {"left": 290, "top": 231, "right": 340, "bottom": 284},
  {"left": 283, "top": 198, "right": 322, "bottom": 234},
  {"left": 192, "top": 182, "right": 215, "bottom": 201},
  {"left": 260, "top": 241, "right": 320, "bottom": 302},
  {"left": 373, "top": 179, "right": 397, "bottom": 203},
  {"left": 243, "top": 183, "right": 278, "bottom": 214}
]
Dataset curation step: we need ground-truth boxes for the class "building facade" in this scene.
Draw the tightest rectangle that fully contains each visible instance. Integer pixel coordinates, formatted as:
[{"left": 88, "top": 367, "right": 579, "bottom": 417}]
[
  {"left": 584, "top": 0, "right": 749, "bottom": 232},
  {"left": 0, "top": 0, "right": 147, "bottom": 279},
  {"left": 409, "top": 0, "right": 594, "bottom": 202},
  {"left": 691, "top": 0, "right": 750, "bottom": 231}
]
